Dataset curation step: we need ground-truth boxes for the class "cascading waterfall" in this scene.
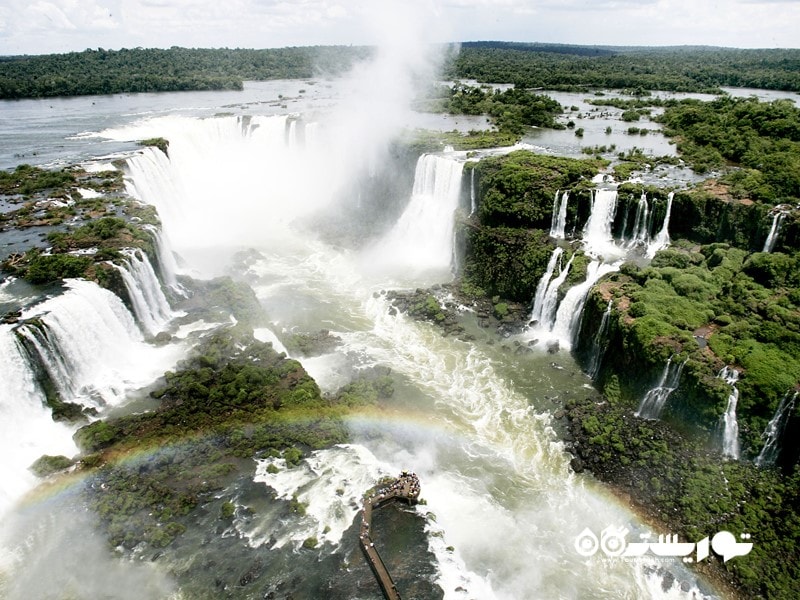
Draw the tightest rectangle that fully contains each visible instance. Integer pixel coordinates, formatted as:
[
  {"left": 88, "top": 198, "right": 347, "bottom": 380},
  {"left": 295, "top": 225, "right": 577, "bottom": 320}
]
[
  {"left": 142, "top": 224, "right": 185, "bottom": 295},
  {"left": 16, "top": 279, "right": 180, "bottom": 408},
  {"left": 647, "top": 192, "right": 675, "bottom": 258},
  {"left": 625, "top": 193, "right": 650, "bottom": 249},
  {"left": 550, "top": 190, "right": 569, "bottom": 239},
  {"left": 763, "top": 209, "right": 788, "bottom": 253},
  {"left": 635, "top": 357, "right": 687, "bottom": 419},
  {"left": 550, "top": 260, "right": 617, "bottom": 350},
  {"left": 111, "top": 248, "right": 177, "bottom": 336},
  {"left": 755, "top": 391, "right": 797, "bottom": 467},
  {"left": 529, "top": 247, "right": 564, "bottom": 325},
  {"left": 582, "top": 189, "right": 620, "bottom": 259},
  {"left": 718, "top": 366, "right": 741, "bottom": 459},
  {"left": 367, "top": 153, "right": 464, "bottom": 280},
  {"left": 537, "top": 253, "right": 575, "bottom": 332},
  {"left": 586, "top": 300, "right": 613, "bottom": 379},
  {"left": 0, "top": 325, "right": 77, "bottom": 519}
]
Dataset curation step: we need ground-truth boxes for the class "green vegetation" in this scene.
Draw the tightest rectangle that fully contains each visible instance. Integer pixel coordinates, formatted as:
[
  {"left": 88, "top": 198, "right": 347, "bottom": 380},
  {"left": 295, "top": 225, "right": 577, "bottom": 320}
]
[
  {"left": 76, "top": 326, "right": 391, "bottom": 550},
  {"left": 567, "top": 395, "right": 800, "bottom": 599},
  {"left": 446, "top": 42, "right": 800, "bottom": 92},
  {"left": 139, "top": 137, "right": 169, "bottom": 156},
  {"left": 431, "top": 83, "right": 563, "bottom": 134},
  {"left": 0, "top": 46, "right": 371, "bottom": 99},
  {"left": 658, "top": 96, "right": 800, "bottom": 202},
  {"left": 0, "top": 163, "right": 75, "bottom": 196}
]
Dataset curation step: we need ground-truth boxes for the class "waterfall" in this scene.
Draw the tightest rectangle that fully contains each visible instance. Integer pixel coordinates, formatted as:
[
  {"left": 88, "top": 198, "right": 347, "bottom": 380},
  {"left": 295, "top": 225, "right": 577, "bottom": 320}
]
[
  {"left": 16, "top": 279, "right": 180, "bottom": 409},
  {"left": 550, "top": 190, "right": 569, "bottom": 239},
  {"left": 582, "top": 189, "right": 620, "bottom": 259},
  {"left": 550, "top": 260, "right": 617, "bottom": 349},
  {"left": 530, "top": 247, "right": 564, "bottom": 324},
  {"left": 646, "top": 192, "right": 675, "bottom": 258},
  {"left": 538, "top": 253, "right": 575, "bottom": 332},
  {"left": 763, "top": 209, "right": 788, "bottom": 253},
  {"left": 718, "top": 366, "right": 741, "bottom": 460},
  {"left": 625, "top": 193, "right": 650, "bottom": 250},
  {"left": 755, "top": 391, "right": 797, "bottom": 467},
  {"left": 470, "top": 167, "right": 476, "bottom": 216},
  {"left": 0, "top": 325, "right": 78, "bottom": 518},
  {"left": 635, "top": 357, "right": 686, "bottom": 419},
  {"left": 586, "top": 300, "right": 613, "bottom": 379},
  {"left": 111, "top": 248, "right": 177, "bottom": 336},
  {"left": 142, "top": 224, "right": 185, "bottom": 295},
  {"left": 367, "top": 154, "right": 464, "bottom": 280}
]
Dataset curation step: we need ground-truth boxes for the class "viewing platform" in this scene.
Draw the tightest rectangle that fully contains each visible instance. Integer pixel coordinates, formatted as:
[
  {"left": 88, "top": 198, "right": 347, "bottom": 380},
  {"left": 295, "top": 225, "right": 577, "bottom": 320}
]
[{"left": 359, "top": 471, "right": 421, "bottom": 600}]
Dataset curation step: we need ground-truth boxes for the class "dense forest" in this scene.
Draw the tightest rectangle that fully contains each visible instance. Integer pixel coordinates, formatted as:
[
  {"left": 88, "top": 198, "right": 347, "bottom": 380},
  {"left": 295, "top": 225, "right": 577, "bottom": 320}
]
[
  {"left": 0, "top": 46, "right": 371, "bottom": 99},
  {"left": 2, "top": 43, "right": 800, "bottom": 99},
  {"left": 448, "top": 42, "right": 800, "bottom": 93}
]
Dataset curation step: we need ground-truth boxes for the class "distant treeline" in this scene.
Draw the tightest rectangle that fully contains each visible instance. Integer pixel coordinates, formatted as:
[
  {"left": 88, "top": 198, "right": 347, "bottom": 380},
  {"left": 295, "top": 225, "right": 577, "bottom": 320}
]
[
  {"left": 2, "top": 43, "right": 800, "bottom": 100},
  {"left": 0, "top": 46, "right": 371, "bottom": 99},
  {"left": 448, "top": 42, "right": 800, "bottom": 93}
]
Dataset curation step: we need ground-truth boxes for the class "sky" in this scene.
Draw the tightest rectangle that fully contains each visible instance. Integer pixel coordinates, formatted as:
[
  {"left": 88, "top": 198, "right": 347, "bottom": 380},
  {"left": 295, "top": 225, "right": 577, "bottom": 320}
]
[{"left": 0, "top": 0, "right": 798, "bottom": 56}]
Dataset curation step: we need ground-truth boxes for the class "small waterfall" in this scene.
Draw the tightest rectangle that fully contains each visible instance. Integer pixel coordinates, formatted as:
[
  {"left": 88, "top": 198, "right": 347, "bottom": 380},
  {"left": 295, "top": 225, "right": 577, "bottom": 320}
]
[
  {"left": 635, "top": 357, "right": 687, "bottom": 419},
  {"left": 16, "top": 279, "right": 178, "bottom": 409},
  {"left": 550, "top": 260, "right": 617, "bottom": 349},
  {"left": 368, "top": 154, "right": 464, "bottom": 279},
  {"left": 538, "top": 254, "right": 575, "bottom": 331},
  {"left": 469, "top": 167, "right": 476, "bottom": 215},
  {"left": 550, "top": 190, "right": 569, "bottom": 239},
  {"left": 625, "top": 193, "right": 650, "bottom": 250},
  {"left": 530, "top": 247, "right": 564, "bottom": 324},
  {"left": 763, "top": 209, "right": 788, "bottom": 253},
  {"left": 755, "top": 391, "right": 797, "bottom": 467},
  {"left": 646, "top": 192, "right": 674, "bottom": 258},
  {"left": 582, "top": 189, "right": 620, "bottom": 259},
  {"left": 111, "top": 248, "right": 177, "bottom": 337},
  {"left": 718, "top": 367, "right": 741, "bottom": 460},
  {"left": 586, "top": 300, "right": 613, "bottom": 379}
]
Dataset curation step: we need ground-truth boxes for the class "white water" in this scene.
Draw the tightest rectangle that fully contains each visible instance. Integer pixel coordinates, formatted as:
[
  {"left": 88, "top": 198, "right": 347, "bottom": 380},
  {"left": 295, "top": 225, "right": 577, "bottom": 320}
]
[
  {"left": 550, "top": 190, "right": 569, "bottom": 239},
  {"left": 626, "top": 193, "right": 650, "bottom": 250},
  {"left": 635, "top": 357, "right": 687, "bottom": 420},
  {"left": 537, "top": 253, "right": 575, "bottom": 332},
  {"left": 16, "top": 279, "right": 182, "bottom": 409},
  {"left": 755, "top": 391, "right": 797, "bottom": 467},
  {"left": 366, "top": 153, "right": 464, "bottom": 281},
  {"left": 111, "top": 248, "right": 178, "bottom": 336},
  {"left": 587, "top": 299, "right": 613, "bottom": 379},
  {"left": 529, "top": 246, "right": 563, "bottom": 325},
  {"left": 0, "top": 325, "right": 77, "bottom": 520},
  {"left": 646, "top": 191, "right": 675, "bottom": 258},
  {"left": 142, "top": 224, "right": 185, "bottom": 295},
  {"left": 763, "top": 209, "right": 788, "bottom": 253},
  {"left": 583, "top": 189, "right": 623, "bottom": 260},
  {"left": 469, "top": 166, "right": 476, "bottom": 215},
  {"left": 718, "top": 367, "right": 741, "bottom": 460},
  {"left": 550, "top": 260, "right": 617, "bottom": 350}
]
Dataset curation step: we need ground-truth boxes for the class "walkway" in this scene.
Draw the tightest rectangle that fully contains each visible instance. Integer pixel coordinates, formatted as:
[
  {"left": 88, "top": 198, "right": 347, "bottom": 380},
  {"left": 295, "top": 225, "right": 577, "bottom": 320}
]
[{"left": 359, "top": 471, "right": 421, "bottom": 600}]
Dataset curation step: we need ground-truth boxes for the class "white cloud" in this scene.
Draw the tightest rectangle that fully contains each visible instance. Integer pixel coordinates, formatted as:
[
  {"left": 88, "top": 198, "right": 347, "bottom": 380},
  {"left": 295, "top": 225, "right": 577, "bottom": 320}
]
[{"left": 0, "top": 0, "right": 796, "bottom": 54}]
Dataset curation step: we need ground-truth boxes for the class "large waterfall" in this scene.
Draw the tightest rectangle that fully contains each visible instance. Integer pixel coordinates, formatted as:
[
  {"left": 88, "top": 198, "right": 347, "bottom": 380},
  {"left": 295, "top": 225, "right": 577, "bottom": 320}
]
[
  {"left": 763, "top": 208, "right": 789, "bottom": 253},
  {"left": 0, "top": 325, "right": 77, "bottom": 518},
  {"left": 550, "top": 190, "right": 569, "bottom": 239},
  {"left": 16, "top": 279, "right": 181, "bottom": 408},
  {"left": 646, "top": 191, "right": 675, "bottom": 258},
  {"left": 367, "top": 153, "right": 464, "bottom": 280}
]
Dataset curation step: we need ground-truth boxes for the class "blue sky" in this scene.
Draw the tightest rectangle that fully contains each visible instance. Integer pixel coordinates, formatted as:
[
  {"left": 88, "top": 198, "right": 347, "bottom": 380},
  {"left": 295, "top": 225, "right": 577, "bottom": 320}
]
[{"left": 0, "top": 0, "right": 798, "bottom": 55}]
